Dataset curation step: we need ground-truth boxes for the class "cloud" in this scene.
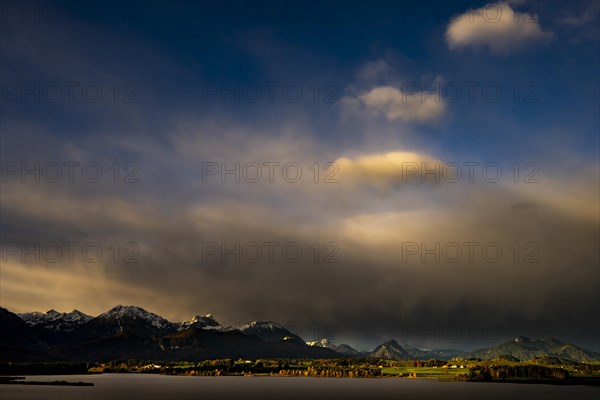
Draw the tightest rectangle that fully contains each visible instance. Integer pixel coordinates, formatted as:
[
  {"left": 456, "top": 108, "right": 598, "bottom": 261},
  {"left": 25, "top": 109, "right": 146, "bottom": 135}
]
[
  {"left": 353, "top": 85, "right": 445, "bottom": 123},
  {"left": 446, "top": 2, "right": 553, "bottom": 54},
  {"left": 335, "top": 151, "right": 442, "bottom": 187}
]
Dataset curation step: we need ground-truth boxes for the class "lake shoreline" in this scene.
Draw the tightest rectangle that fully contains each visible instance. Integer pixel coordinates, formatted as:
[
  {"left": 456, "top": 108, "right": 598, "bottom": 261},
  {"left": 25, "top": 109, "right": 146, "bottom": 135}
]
[{"left": 3, "top": 372, "right": 599, "bottom": 387}]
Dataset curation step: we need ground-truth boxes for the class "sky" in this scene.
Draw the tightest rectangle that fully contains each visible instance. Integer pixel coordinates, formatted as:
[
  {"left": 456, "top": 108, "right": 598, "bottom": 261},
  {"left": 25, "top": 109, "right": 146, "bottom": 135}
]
[{"left": 0, "top": 0, "right": 599, "bottom": 352}]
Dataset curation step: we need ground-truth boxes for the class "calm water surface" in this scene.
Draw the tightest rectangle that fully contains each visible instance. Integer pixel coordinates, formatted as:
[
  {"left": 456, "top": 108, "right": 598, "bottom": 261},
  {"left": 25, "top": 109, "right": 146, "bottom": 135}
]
[{"left": 1, "top": 374, "right": 598, "bottom": 400}]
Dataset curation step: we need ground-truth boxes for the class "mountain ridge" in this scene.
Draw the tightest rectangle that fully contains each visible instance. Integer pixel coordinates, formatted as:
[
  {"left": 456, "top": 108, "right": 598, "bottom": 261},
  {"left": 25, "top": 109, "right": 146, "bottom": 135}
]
[
  {"left": 4, "top": 306, "right": 599, "bottom": 363},
  {"left": 460, "top": 336, "right": 600, "bottom": 363},
  {"left": 307, "top": 338, "right": 361, "bottom": 356},
  {"left": 18, "top": 309, "right": 92, "bottom": 332}
]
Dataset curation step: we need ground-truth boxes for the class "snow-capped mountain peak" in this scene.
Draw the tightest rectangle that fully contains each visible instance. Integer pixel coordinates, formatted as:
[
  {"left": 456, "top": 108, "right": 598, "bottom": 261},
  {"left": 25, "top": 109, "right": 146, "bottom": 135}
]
[
  {"left": 191, "top": 314, "right": 217, "bottom": 324},
  {"left": 98, "top": 305, "right": 171, "bottom": 329},
  {"left": 239, "top": 320, "right": 303, "bottom": 343},
  {"left": 179, "top": 313, "right": 225, "bottom": 331},
  {"left": 18, "top": 309, "right": 92, "bottom": 331},
  {"left": 307, "top": 338, "right": 361, "bottom": 356},
  {"left": 240, "top": 320, "right": 283, "bottom": 331}
]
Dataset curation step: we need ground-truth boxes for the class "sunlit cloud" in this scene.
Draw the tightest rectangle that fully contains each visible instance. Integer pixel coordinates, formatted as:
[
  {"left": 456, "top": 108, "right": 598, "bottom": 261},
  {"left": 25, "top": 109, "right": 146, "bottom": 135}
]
[{"left": 446, "top": 2, "right": 553, "bottom": 54}]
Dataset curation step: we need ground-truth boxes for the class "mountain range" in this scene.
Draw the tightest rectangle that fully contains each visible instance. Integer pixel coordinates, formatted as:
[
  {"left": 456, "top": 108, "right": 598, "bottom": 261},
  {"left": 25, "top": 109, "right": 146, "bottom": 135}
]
[
  {"left": 1, "top": 306, "right": 338, "bottom": 362},
  {"left": 19, "top": 309, "right": 92, "bottom": 332},
  {"left": 2, "top": 306, "right": 599, "bottom": 363},
  {"left": 459, "top": 336, "right": 600, "bottom": 363},
  {"left": 306, "top": 338, "right": 361, "bottom": 356}
]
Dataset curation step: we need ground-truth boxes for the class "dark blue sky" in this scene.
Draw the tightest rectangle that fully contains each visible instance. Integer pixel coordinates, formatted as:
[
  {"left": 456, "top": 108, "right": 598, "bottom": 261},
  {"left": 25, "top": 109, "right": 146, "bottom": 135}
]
[{"left": 2, "top": 1, "right": 598, "bottom": 159}]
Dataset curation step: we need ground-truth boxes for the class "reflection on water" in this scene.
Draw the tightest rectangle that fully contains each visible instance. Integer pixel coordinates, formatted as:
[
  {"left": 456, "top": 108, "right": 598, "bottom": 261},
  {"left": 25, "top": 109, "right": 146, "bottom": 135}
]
[{"left": 1, "top": 374, "right": 598, "bottom": 400}]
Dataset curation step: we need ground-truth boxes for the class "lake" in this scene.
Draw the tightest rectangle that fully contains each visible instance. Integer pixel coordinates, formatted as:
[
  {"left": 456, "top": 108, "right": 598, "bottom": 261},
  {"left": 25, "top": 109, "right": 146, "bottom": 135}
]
[{"left": 1, "top": 374, "right": 598, "bottom": 400}]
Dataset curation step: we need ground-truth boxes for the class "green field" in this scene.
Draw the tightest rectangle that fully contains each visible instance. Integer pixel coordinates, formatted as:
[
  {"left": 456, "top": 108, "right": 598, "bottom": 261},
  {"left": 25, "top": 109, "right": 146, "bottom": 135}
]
[{"left": 380, "top": 366, "right": 467, "bottom": 379}]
